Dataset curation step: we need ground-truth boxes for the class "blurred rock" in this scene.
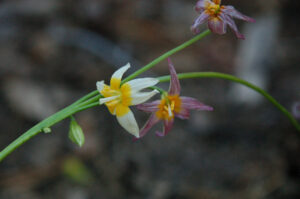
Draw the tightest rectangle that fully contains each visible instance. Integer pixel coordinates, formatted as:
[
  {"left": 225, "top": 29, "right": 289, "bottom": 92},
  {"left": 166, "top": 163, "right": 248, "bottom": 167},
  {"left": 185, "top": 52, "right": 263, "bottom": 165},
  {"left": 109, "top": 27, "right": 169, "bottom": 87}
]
[
  {"left": 229, "top": 12, "right": 280, "bottom": 105},
  {"left": 3, "top": 78, "right": 78, "bottom": 120}
]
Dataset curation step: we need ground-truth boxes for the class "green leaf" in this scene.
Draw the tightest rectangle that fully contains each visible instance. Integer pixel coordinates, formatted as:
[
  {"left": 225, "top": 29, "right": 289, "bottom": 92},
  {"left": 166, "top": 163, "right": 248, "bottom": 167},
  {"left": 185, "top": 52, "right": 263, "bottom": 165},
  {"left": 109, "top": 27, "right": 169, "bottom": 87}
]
[{"left": 69, "top": 116, "right": 85, "bottom": 147}]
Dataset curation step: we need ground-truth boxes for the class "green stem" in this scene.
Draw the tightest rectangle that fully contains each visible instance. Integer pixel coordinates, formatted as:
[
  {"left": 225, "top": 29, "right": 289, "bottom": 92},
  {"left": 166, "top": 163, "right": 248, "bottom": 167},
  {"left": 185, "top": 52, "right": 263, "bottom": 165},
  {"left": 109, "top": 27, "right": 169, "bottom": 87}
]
[
  {"left": 76, "top": 102, "right": 99, "bottom": 112},
  {"left": 158, "top": 72, "right": 300, "bottom": 132},
  {"left": 73, "top": 90, "right": 99, "bottom": 105},
  {"left": 0, "top": 90, "right": 101, "bottom": 162},
  {"left": 122, "top": 29, "right": 211, "bottom": 83},
  {"left": 77, "top": 94, "right": 101, "bottom": 108},
  {"left": 0, "top": 103, "right": 78, "bottom": 162}
]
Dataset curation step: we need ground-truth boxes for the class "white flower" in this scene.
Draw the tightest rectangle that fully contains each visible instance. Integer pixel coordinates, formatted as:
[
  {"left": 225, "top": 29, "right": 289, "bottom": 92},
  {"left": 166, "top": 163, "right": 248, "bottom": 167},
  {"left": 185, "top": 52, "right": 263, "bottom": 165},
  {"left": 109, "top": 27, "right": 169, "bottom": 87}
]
[{"left": 96, "top": 63, "right": 159, "bottom": 137}]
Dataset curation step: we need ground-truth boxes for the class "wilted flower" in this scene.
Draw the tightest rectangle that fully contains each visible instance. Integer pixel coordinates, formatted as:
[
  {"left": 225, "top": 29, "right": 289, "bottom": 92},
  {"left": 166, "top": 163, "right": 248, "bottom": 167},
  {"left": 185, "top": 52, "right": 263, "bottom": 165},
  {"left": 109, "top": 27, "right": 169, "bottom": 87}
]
[
  {"left": 96, "top": 63, "right": 159, "bottom": 137},
  {"left": 191, "top": 0, "right": 255, "bottom": 39},
  {"left": 137, "top": 58, "right": 213, "bottom": 138}
]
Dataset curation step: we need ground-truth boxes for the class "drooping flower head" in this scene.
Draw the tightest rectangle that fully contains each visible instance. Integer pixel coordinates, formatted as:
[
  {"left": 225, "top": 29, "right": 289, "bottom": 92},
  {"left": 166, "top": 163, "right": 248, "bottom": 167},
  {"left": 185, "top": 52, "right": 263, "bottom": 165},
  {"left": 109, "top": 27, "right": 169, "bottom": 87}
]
[
  {"left": 191, "top": 0, "right": 255, "bottom": 39},
  {"left": 136, "top": 58, "right": 213, "bottom": 138},
  {"left": 96, "top": 63, "right": 159, "bottom": 137}
]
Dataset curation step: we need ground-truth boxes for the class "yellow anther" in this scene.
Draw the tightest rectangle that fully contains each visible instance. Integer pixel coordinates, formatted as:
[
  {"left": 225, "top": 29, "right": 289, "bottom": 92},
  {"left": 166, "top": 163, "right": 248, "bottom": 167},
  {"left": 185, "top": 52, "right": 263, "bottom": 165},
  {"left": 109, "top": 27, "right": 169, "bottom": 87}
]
[
  {"left": 207, "top": 4, "right": 221, "bottom": 15},
  {"left": 171, "top": 101, "right": 175, "bottom": 110}
]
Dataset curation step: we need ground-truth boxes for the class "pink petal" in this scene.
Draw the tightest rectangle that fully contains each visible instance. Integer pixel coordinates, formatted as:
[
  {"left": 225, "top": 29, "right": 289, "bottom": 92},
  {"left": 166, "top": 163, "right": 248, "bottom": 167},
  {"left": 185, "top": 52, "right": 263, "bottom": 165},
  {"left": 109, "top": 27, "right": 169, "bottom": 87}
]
[
  {"left": 222, "top": 6, "right": 255, "bottom": 23},
  {"left": 208, "top": 17, "right": 226, "bottom": 35},
  {"left": 156, "top": 118, "right": 174, "bottom": 137},
  {"left": 175, "top": 107, "right": 190, "bottom": 120},
  {"left": 139, "top": 114, "right": 160, "bottom": 138},
  {"left": 195, "top": 0, "right": 211, "bottom": 12},
  {"left": 180, "top": 96, "right": 213, "bottom": 111},
  {"left": 136, "top": 100, "right": 160, "bottom": 113},
  {"left": 220, "top": 13, "right": 245, "bottom": 39},
  {"left": 167, "top": 58, "right": 181, "bottom": 95},
  {"left": 191, "top": 12, "right": 210, "bottom": 34}
]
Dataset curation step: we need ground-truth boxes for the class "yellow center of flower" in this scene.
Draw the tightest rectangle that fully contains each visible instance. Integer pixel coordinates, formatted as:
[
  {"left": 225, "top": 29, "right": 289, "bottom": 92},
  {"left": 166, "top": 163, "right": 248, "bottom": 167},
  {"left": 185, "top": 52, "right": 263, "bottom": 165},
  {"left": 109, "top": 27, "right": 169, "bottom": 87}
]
[
  {"left": 156, "top": 95, "right": 181, "bottom": 120},
  {"left": 206, "top": 4, "right": 221, "bottom": 16},
  {"left": 100, "top": 78, "right": 132, "bottom": 117}
]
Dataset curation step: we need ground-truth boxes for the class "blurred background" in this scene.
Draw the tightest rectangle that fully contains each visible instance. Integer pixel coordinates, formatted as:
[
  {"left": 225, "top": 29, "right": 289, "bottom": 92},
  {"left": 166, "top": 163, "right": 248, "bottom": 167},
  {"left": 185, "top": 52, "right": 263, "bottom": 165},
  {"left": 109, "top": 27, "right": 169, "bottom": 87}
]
[{"left": 0, "top": 0, "right": 300, "bottom": 198}]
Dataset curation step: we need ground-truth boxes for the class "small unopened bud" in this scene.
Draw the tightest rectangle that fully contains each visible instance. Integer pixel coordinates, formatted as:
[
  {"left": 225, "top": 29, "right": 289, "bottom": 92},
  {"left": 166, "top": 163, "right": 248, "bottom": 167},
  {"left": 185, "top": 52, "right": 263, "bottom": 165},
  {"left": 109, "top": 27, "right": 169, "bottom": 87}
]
[
  {"left": 69, "top": 116, "right": 85, "bottom": 147},
  {"left": 292, "top": 102, "right": 300, "bottom": 119},
  {"left": 43, "top": 127, "right": 51, "bottom": 134}
]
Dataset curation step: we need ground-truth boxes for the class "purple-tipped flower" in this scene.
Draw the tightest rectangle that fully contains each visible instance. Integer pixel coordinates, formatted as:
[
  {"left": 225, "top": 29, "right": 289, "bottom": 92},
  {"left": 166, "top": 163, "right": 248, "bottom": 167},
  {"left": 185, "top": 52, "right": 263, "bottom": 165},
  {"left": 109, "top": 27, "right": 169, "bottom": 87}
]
[
  {"left": 136, "top": 58, "right": 213, "bottom": 138},
  {"left": 191, "top": 0, "right": 255, "bottom": 39}
]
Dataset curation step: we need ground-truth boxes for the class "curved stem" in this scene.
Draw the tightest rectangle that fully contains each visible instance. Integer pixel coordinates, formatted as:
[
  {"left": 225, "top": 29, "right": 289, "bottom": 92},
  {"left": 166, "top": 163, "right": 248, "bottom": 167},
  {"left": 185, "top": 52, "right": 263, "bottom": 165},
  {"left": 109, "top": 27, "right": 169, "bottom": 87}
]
[
  {"left": 121, "top": 29, "right": 211, "bottom": 83},
  {"left": 0, "top": 103, "right": 78, "bottom": 162},
  {"left": 0, "top": 91, "right": 100, "bottom": 162},
  {"left": 1, "top": 71, "right": 299, "bottom": 162},
  {"left": 158, "top": 72, "right": 300, "bottom": 132}
]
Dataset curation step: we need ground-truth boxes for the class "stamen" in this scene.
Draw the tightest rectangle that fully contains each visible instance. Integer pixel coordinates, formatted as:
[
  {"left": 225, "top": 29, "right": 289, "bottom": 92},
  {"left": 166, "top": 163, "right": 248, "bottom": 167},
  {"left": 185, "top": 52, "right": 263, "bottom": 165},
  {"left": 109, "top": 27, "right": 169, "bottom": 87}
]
[
  {"left": 167, "top": 104, "right": 173, "bottom": 117},
  {"left": 106, "top": 99, "right": 119, "bottom": 107},
  {"left": 171, "top": 101, "right": 175, "bottom": 110}
]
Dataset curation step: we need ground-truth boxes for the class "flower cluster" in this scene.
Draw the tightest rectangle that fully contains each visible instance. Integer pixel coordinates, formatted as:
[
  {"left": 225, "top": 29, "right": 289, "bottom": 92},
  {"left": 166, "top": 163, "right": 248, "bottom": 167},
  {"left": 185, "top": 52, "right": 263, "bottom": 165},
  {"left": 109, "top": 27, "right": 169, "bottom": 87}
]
[
  {"left": 191, "top": 0, "right": 255, "bottom": 39},
  {"left": 97, "top": 59, "right": 213, "bottom": 138},
  {"left": 96, "top": 1, "right": 253, "bottom": 138}
]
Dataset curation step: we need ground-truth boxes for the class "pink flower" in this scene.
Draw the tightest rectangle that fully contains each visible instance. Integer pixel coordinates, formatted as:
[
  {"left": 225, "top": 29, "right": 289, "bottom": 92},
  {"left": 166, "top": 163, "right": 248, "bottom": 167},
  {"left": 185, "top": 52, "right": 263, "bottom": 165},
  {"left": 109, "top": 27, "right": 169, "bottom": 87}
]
[
  {"left": 136, "top": 58, "right": 213, "bottom": 138},
  {"left": 191, "top": 0, "right": 255, "bottom": 39}
]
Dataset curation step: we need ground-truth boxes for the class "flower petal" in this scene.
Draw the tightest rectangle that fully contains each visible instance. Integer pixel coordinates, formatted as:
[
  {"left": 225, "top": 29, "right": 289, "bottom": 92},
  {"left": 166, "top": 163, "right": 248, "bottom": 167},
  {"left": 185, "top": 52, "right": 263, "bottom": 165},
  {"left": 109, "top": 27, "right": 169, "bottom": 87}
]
[
  {"left": 156, "top": 118, "right": 174, "bottom": 137},
  {"left": 167, "top": 58, "right": 181, "bottom": 95},
  {"left": 131, "top": 90, "right": 159, "bottom": 105},
  {"left": 99, "top": 95, "right": 118, "bottom": 104},
  {"left": 125, "top": 78, "right": 159, "bottom": 92},
  {"left": 116, "top": 109, "right": 139, "bottom": 137},
  {"left": 195, "top": 0, "right": 211, "bottom": 12},
  {"left": 180, "top": 96, "right": 213, "bottom": 111},
  {"left": 111, "top": 63, "right": 130, "bottom": 80},
  {"left": 208, "top": 17, "right": 226, "bottom": 35},
  {"left": 136, "top": 100, "right": 161, "bottom": 113},
  {"left": 175, "top": 107, "right": 190, "bottom": 120},
  {"left": 191, "top": 12, "right": 210, "bottom": 34},
  {"left": 220, "top": 13, "right": 245, "bottom": 39},
  {"left": 222, "top": 6, "right": 255, "bottom": 23},
  {"left": 139, "top": 114, "right": 160, "bottom": 138},
  {"left": 96, "top": 81, "right": 105, "bottom": 92}
]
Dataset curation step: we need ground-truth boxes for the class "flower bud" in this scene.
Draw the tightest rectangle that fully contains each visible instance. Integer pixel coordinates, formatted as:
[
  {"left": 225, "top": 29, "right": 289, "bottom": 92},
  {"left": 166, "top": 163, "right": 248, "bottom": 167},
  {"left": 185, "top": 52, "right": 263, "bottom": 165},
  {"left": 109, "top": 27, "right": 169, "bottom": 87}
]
[
  {"left": 69, "top": 116, "right": 85, "bottom": 147},
  {"left": 43, "top": 127, "right": 51, "bottom": 134}
]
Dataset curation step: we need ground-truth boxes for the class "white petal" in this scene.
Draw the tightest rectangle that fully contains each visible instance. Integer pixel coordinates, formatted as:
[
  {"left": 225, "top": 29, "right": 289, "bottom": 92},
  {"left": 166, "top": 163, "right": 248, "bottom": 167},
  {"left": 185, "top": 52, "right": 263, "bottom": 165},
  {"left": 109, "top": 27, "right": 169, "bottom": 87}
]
[
  {"left": 96, "top": 81, "right": 105, "bottom": 92},
  {"left": 131, "top": 90, "right": 159, "bottom": 105},
  {"left": 116, "top": 109, "right": 139, "bottom": 137},
  {"left": 99, "top": 96, "right": 118, "bottom": 104},
  {"left": 126, "top": 78, "right": 159, "bottom": 92},
  {"left": 111, "top": 63, "right": 130, "bottom": 80}
]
